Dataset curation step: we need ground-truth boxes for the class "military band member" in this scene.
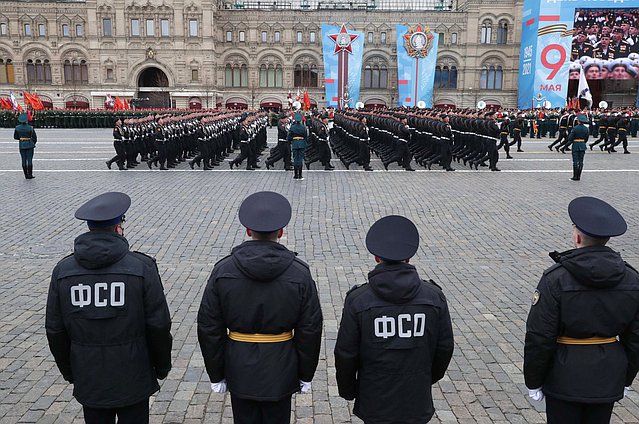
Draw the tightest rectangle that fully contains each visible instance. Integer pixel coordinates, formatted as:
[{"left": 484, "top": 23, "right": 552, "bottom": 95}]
[
  {"left": 335, "top": 215, "right": 454, "bottom": 423},
  {"left": 198, "top": 191, "right": 323, "bottom": 424},
  {"left": 524, "top": 196, "right": 639, "bottom": 424},
  {"left": 45, "top": 192, "right": 173, "bottom": 424}
]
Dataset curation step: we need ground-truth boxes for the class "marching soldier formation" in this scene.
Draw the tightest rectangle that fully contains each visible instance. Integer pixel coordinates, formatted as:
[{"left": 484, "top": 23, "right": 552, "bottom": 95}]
[{"left": 45, "top": 190, "right": 639, "bottom": 424}]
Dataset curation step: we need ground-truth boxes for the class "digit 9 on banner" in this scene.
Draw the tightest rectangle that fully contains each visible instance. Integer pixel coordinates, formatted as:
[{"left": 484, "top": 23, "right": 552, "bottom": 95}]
[{"left": 541, "top": 44, "right": 566, "bottom": 80}]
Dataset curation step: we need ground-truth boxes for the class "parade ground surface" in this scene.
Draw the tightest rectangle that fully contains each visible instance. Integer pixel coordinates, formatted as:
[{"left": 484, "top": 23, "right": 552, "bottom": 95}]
[{"left": 2, "top": 127, "right": 639, "bottom": 424}]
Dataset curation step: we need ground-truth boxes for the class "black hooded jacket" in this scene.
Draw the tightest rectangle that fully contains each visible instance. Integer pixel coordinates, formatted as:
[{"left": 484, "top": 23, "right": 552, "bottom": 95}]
[
  {"left": 524, "top": 246, "right": 639, "bottom": 403},
  {"left": 45, "top": 231, "right": 173, "bottom": 408},
  {"left": 197, "top": 240, "right": 323, "bottom": 401},
  {"left": 334, "top": 262, "right": 454, "bottom": 424}
]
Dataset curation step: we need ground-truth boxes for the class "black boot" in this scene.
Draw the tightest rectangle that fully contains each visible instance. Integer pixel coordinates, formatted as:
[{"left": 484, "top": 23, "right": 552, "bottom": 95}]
[
  {"left": 22, "top": 165, "right": 29, "bottom": 179},
  {"left": 299, "top": 167, "right": 304, "bottom": 180},
  {"left": 27, "top": 165, "right": 34, "bottom": 179},
  {"left": 105, "top": 160, "right": 112, "bottom": 170},
  {"left": 293, "top": 166, "right": 299, "bottom": 179},
  {"left": 570, "top": 166, "right": 579, "bottom": 181},
  {"left": 576, "top": 166, "right": 583, "bottom": 181}
]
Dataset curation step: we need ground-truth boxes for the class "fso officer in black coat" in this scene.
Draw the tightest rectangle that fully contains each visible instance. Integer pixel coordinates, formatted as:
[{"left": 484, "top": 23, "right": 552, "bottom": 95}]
[
  {"left": 198, "top": 191, "right": 323, "bottom": 424},
  {"left": 335, "top": 215, "right": 455, "bottom": 424},
  {"left": 45, "top": 192, "right": 173, "bottom": 424},
  {"left": 524, "top": 196, "right": 639, "bottom": 424}
]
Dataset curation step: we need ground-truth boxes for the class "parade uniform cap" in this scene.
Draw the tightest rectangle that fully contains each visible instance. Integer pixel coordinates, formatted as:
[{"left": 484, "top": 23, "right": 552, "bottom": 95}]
[
  {"left": 293, "top": 112, "right": 303, "bottom": 122},
  {"left": 366, "top": 215, "right": 419, "bottom": 261},
  {"left": 239, "top": 191, "right": 292, "bottom": 232},
  {"left": 75, "top": 192, "right": 131, "bottom": 227},
  {"left": 18, "top": 113, "right": 28, "bottom": 123},
  {"left": 569, "top": 196, "right": 627, "bottom": 239},
  {"left": 577, "top": 114, "right": 589, "bottom": 123}
]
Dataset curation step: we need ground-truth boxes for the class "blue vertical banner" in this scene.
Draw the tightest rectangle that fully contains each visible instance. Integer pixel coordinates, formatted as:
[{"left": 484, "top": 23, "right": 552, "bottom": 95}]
[
  {"left": 321, "top": 24, "right": 364, "bottom": 109},
  {"left": 518, "top": 0, "right": 638, "bottom": 109},
  {"left": 395, "top": 25, "right": 439, "bottom": 108}
]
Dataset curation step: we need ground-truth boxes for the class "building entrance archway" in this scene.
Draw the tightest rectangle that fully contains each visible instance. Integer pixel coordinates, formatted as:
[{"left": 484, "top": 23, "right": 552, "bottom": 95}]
[{"left": 137, "top": 67, "right": 170, "bottom": 108}]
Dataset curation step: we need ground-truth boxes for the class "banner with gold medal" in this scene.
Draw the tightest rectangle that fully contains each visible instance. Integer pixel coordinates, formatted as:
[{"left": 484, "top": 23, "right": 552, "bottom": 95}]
[{"left": 396, "top": 25, "right": 439, "bottom": 107}]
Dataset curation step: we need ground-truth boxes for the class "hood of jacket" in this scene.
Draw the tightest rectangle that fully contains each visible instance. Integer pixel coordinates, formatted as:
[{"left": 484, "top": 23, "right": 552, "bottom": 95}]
[
  {"left": 557, "top": 246, "right": 627, "bottom": 288},
  {"left": 231, "top": 240, "right": 296, "bottom": 281},
  {"left": 368, "top": 262, "right": 423, "bottom": 304},
  {"left": 73, "top": 231, "right": 130, "bottom": 270}
]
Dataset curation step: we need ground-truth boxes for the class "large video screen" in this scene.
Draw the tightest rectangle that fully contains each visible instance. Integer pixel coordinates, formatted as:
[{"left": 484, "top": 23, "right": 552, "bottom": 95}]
[{"left": 570, "top": 8, "right": 639, "bottom": 80}]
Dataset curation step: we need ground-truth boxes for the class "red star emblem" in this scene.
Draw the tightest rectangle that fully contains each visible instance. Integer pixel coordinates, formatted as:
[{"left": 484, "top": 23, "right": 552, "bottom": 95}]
[{"left": 329, "top": 24, "right": 359, "bottom": 55}]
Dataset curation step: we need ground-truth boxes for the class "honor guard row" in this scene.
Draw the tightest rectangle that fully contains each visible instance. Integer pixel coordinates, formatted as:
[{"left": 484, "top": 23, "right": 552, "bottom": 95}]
[{"left": 46, "top": 190, "right": 639, "bottom": 424}]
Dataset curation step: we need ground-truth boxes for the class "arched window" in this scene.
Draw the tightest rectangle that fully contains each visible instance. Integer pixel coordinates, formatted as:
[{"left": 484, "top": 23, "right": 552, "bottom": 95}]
[
  {"left": 363, "top": 62, "right": 388, "bottom": 88},
  {"left": 480, "top": 65, "right": 503, "bottom": 90},
  {"left": 63, "top": 59, "right": 88, "bottom": 85},
  {"left": 259, "top": 64, "right": 267, "bottom": 87},
  {"left": 0, "top": 58, "right": 15, "bottom": 84},
  {"left": 226, "top": 63, "right": 248, "bottom": 87},
  {"left": 481, "top": 21, "right": 492, "bottom": 44},
  {"left": 294, "top": 62, "right": 318, "bottom": 87},
  {"left": 225, "top": 64, "right": 232, "bottom": 87},
  {"left": 260, "top": 64, "right": 283, "bottom": 88},
  {"left": 240, "top": 64, "right": 248, "bottom": 87},
  {"left": 497, "top": 21, "right": 508, "bottom": 45},
  {"left": 26, "top": 58, "right": 52, "bottom": 84},
  {"left": 435, "top": 63, "right": 458, "bottom": 88}
]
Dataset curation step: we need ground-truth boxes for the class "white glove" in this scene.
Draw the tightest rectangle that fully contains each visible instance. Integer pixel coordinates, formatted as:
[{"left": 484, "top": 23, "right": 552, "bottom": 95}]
[
  {"left": 299, "top": 380, "right": 312, "bottom": 393},
  {"left": 211, "top": 379, "right": 228, "bottom": 393},
  {"left": 624, "top": 387, "right": 630, "bottom": 398},
  {"left": 528, "top": 387, "right": 544, "bottom": 402}
]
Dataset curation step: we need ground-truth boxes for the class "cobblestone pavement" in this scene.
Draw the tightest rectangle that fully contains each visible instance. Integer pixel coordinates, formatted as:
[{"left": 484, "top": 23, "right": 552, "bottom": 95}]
[{"left": 1, "top": 128, "right": 639, "bottom": 423}]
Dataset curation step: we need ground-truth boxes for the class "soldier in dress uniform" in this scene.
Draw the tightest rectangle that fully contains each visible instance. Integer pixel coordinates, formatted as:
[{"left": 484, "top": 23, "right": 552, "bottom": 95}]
[
  {"left": 14, "top": 112, "right": 37, "bottom": 179},
  {"left": 563, "top": 114, "right": 590, "bottom": 181},
  {"left": 524, "top": 196, "right": 639, "bottom": 424},
  {"left": 335, "top": 215, "right": 454, "bottom": 424},
  {"left": 45, "top": 192, "right": 173, "bottom": 424},
  {"left": 198, "top": 191, "right": 323, "bottom": 424},
  {"left": 288, "top": 112, "right": 308, "bottom": 180}
]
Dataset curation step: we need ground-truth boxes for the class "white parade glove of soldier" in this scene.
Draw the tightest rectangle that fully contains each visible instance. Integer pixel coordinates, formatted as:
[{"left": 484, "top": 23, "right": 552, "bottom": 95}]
[
  {"left": 211, "top": 379, "right": 228, "bottom": 393},
  {"left": 299, "top": 380, "right": 312, "bottom": 393},
  {"left": 624, "top": 387, "right": 630, "bottom": 398},
  {"left": 528, "top": 387, "right": 544, "bottom": 402}
]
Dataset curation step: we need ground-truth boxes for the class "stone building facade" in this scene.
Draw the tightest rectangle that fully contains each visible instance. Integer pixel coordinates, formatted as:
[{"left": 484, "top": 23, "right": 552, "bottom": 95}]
[{"left": 0, "top": 0, "right": 523, "bottom": 109}]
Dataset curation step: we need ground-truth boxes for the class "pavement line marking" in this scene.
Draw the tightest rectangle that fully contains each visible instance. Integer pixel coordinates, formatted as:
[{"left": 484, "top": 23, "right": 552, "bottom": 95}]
[{"left": 1, "top": 169, "right": 638, "bottom": 173}]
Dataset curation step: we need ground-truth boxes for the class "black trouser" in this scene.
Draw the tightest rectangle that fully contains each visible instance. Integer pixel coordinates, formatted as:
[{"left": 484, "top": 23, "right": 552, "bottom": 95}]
[
  {"left": 233, "top": 142, "right": 251, "bottom": 168},
  {"left": 441, "top": 141, "right": 453, "bottom": 169},
  {"left": 230, "top": 394, "right": 291, "bottom": 424},
  {"left": 396, "top": 141, "right": 411, "bottom": 168},
  {"left": 83, "top": 399, "right": 149, "bottom": 424},
  {"left": 279, "top": 141, "right": 292, "bottom": 168},
  {"left": 318, "top": 141, "right": 331, "bottom": 166},
  {"left": 511, "top": 130, "right": 522, "bottom": 150},
  {"left": 549, "top": 129, "right": 566, "bottom": 148},
  {"left": 109, "top": 141, "right": 126, "bottom": 167},
  {"left": 545, "top": 396, "right": 614, "bottom": 424},
  {"left": 358, "top": 140, "right": 370, "bottom": 167}
]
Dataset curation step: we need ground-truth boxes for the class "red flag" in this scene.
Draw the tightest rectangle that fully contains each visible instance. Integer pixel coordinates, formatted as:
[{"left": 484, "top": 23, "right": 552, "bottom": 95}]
[
  {"left": 114, "top": 96, "right": 124, "bottom": 110},
  {"left": 0, "top": 98, "right": 9, "bottom": 110},
  {"left": 123, "top": 98, "right": 130, "bottom": 110},
  {"left": 23, "top": 91, "right": 33, "bottom": 107},
  {"left": 303, "top": 90, "right": 311, "bottom": 111},
  {"left": 27, "top": 110, "right": 32, "bottom": 121}
]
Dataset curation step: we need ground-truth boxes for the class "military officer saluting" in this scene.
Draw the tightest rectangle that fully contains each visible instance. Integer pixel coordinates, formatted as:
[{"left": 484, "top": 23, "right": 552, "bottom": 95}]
[
  {"left": 198, "top": 191, "right": 323, "bottom": 424},
  {"left": 335, "top": 215, "right": 454, "bottom": 424},
  {"left": 45, "top": 192, "right": 173, "bottom": 424},
  {"left": 524, "top": 196, "right": 639, "bottom": 424}
]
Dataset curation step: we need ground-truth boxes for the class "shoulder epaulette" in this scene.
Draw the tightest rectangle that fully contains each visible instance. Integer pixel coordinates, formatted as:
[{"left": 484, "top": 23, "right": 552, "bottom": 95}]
[
  {"left": 346, "top": 283, "right": 368, "bottom": 298},
  {"left": 426, "top": 279, "right": 443, "bottom": 290},
  {"left": 626, "top": 262, "right": 639, "bottom": 276},
  {"left": 213, "top": 253, "right": 233, "bottom": 267},
  {"left": 293, "top": 256, "right": 310, "bottom": 269},
  {"left": 131, "top": 250, "right": 157, "bottom": 263},
  {"left": 543, "top": 263, "right": 563, "bottom": 275}
]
